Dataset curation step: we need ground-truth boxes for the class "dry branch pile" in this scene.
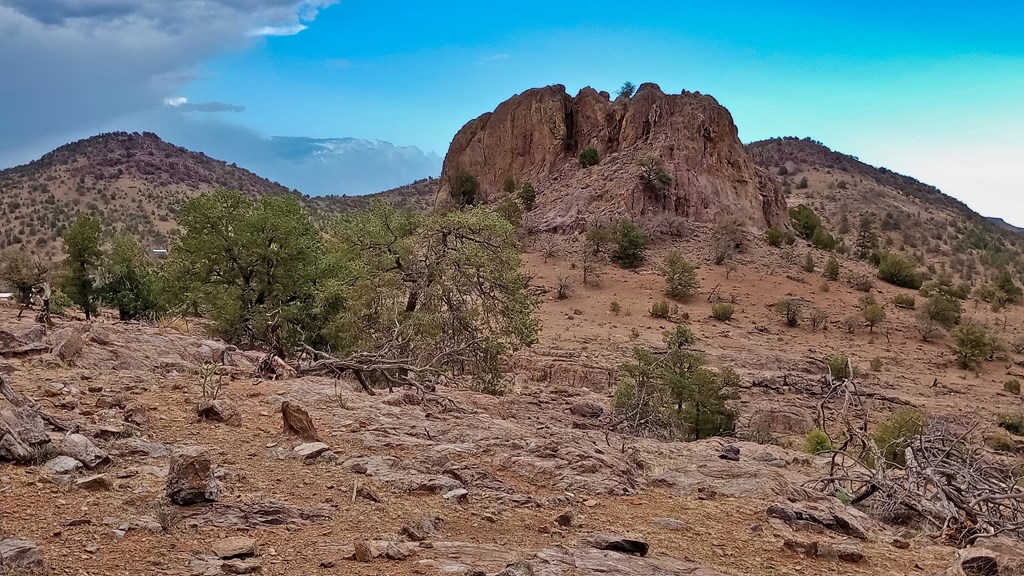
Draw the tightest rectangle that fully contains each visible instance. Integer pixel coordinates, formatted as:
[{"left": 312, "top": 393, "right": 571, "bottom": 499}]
[{"left": 808, "top": 370, "right": 1024, "bottom": 547}]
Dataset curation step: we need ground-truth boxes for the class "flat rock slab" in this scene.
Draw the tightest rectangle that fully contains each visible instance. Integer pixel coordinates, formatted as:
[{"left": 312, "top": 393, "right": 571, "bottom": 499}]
[
  {"left": 294, "top": 442, "right": 330, "bottom": 459},
  {"left": 44, "top": 455, "right": 83, "bottom": 475},
  {"left": 0, "top": 537, "right": 44, "bottom": 569},
  {"left": 212, "top": 536, "right": 258, "bottom": 559}
]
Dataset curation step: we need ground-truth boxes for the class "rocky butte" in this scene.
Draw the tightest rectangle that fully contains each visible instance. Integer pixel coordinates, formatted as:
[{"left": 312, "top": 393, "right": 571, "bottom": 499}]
[{"left": 436, "top": 82, "right": 786, "bottom": 231}]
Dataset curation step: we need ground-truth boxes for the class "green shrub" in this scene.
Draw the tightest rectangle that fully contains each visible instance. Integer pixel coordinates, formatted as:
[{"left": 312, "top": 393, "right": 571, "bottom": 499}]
[
  {"left": 774, "top": 299, "right": 802, "bottom": 327},
  {"left": 893, "top": 293, "right": 916, "bottom": 309},
  {"left": 662, "top": 250, "right": 698, "bottom": 300},
  {"left": 711, "top": 303, "right": 734, "bottom": 321},
  {"left": 987, "top": 432, "right": 1017, "bottom": 454},
  {"left": 518, "top": 182, "right": 537, "bottom": 211},
  {"left": 664, "top": 325, "right": 696, "bottom": 348},
  {"left": 803, "top": 253, "right": 815, "bottom": 273},
  {"left": 863, "top": 303, "right": 886, "bottom": 332},
  {"left": 766, "top": 227, "right": 785, "bottom": 247},
  {"left": 579, "top": 147, "right": 600, "bottom": 167},
  {"left": 452, "top": 170, "right": 480, "bottom": 207},
  {"left": 999, "top": 412, "right": 1024, "bottom": 435},
  {"left": 877, "top": 252, "right": 923, "bottom": 289},
  {"left": 790, "top": 204, "right": 822, "bottom": 240},
  {"left": 804, "top": 428, "right": 832, "bottom": 454},
  {"left": 952, "top": 323, "right": 1000, "bottom": 370},
  {"left": 874, "top": 408, "right": 926, "bottom": 467},
  {"left": 609, "top": 301, "right": 621, "bottom": 315},
  {"left": 650, "top": 300, "right": 671, "bottom": 319},
  {"left": 1004, "top": 379, "right": 1021, "bottom": 395},
  {"left": 823, "top": 255, "right": 840, "bottom": 281},
  {"left": 923, "top": 294, "right": 962, "bottom": 328},
  {"left": 811, "top": 227, "right": 838, "bottom": 251},
  {"left": 827, "top": 355, "right": 856, "bottom": 380},
  {"left": 611, "top": 218, "right": 647, "bottom": 268}
]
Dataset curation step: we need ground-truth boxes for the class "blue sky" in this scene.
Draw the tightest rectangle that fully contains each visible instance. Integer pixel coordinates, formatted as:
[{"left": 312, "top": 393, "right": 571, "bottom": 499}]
[{"left": 1, "top": 1, "right": 1022, "bottom": 220}]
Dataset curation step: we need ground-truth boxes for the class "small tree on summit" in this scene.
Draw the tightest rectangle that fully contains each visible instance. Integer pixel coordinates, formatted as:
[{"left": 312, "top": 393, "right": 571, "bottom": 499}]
[{"left": 616, "top": 81, "right": 637, "bottom": 99}]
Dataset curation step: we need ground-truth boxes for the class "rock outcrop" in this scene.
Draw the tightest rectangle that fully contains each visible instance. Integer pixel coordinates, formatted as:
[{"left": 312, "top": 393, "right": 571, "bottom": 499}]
[{"left": 436, "top": 83, "right": 786, "bottom": 230}]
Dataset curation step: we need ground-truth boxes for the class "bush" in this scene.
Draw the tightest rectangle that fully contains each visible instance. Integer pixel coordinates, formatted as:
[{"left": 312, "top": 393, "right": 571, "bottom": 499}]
[
  {"left": 452, "top": 170, "right": 479, "bottom": 207},
  {"left": 518, "top": 182, "right": 537, "bottom": 211},
  {"left": 827, "top": 355, "right": 856, "bottom": 380},
  {"left": 894, "top": 293, "right": 916, "bottom": 309},
  {"left": 987, "top": 432, "right": 1017, "bottom": 454},
  {"left": 877, "top": 252, "right": 923, "bottom": 289},
  {"left": 923, "top": 294, "right": 962, "bottom": 328},
  {"left": 1004, "top": 379, "right": 1020, "bottom": 395},
  {"left": 804, "top": 428, "right": 832, "bottom": 454},
  {"left": 849, "top": 274, "right": 874, "bottom": 292},
  {"left": 611, "top": 218, "right": 647, "bottom": 268},
  {"left": 650, "top": 300, "right": 671, "bottom": 319},
  {"left": 811, "top": 227, "right": 838, "bottom": 251},
  {"left": 711, "top": 303, "right": 734, "bottom": 321},
  {"left": 665, "top": 325, "right": 696, "bottom": 348},
  {"left": 809, "top": 308, "right": 827, "bottom": 331},
  {"left": 870, "top": 357, "right": 883, "bottom": 371},
  {"left": 863, "top": 303, "right": 885, "bottom": 332},
  {"left": 579, "top": 147, "right": 600, "bottom": 167},
  {"left": 952, "top": 323, "right": 1000, "bottom": 370},
  {"left": 999, "top": 412, "right": 1024, "bottom": 435},
  {"left": 790, "top": 204, "right": 822, "bottom": 240},
  {"left": 609, "top": 301, "right": 621, "bottom": 315},
  {"left": 874, "top": 408, "right": 926, "bottom": 467},
  {"left": 774, "top": 299, "right": 802, "bottom": 327},
  {"left": 823, "top": 255, "right": 840, "bottom": 281},
  {"left": 662, "top": 251, "right": 698, "bottom": 300},
  {"left": 766, "top": 227, "right": 785, "bottom": 247},
  {"left": 803, "top": 253, "right": 815, "bottom": 273}
]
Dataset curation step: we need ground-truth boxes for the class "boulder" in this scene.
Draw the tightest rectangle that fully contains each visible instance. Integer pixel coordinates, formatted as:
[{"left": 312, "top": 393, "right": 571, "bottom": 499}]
[
  {"left": 166, "top": 447, "right": 218, "bottom": 505},
  {"left": 766, "top": 502, "right": 868, "bottom": 540},
  {"left": 51, "top": 327, "right": 85, "bottom": 363},
  {"left": 1, "top": 407, "right": 48, "bottom": 446},
  {"left": 0, "top": 325, "right": 46, "bottom": 356},
  {"left": 569, "top": 400, "right": 604, "bottom": 419},
  {"left": 281, "top": 401, "right": 319, "bottom": 441},
  {"left": 60, "top": 433, "right": 110, "bottom": 468},
  {"left": 43, "top": 455, "right": 83, "bottom": 475},
  {"left": 197, "top": 399, "right": 242, "bottom": 426},
  {"left": 401, "top": 517, "right": 440, "bottom": 542}
]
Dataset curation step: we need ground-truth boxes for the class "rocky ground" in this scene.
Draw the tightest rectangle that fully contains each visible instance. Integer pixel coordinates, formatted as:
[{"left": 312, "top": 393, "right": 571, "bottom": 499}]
[{"left": 2, "top": 228, "right": 1024, "bottom": 575}]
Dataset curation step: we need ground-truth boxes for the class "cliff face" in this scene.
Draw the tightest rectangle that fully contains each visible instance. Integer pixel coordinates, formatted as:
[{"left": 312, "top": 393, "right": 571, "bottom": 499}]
[{"left": 437, "top": 83, "right": 786, "bottom": 230}]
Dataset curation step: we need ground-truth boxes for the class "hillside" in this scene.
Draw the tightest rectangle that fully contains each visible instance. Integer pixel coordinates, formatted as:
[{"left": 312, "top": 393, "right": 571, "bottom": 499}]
[
  {"left": 0, "top": 132, "right": 437, "bottom": 258},
  {"left": 437, "top": 83, "right": 785, "bottom": 231},
  {"left": 747, "top": 137, "right": 1024, "bottom": 286}
]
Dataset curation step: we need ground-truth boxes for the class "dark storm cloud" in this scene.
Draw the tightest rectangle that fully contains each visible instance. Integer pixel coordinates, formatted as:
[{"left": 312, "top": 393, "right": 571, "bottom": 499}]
[{"left": 0, "top": 1, "right": 337, "bottom": 164}]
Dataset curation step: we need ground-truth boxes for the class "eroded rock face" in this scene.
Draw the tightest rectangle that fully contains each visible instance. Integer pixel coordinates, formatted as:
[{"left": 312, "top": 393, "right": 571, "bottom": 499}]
[
  {"left": 436, "top": 83, "right": 786, "bottom": 230},
  {"left": 166, "top": 447, "right": 218, "bottom": 505}
]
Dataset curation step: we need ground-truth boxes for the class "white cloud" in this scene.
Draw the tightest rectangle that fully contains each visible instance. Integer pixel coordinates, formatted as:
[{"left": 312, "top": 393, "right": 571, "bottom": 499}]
[
  {"left": 250, "top": 23, "right": 307, "bottom": 36},
  {"left": 0, "top": 1, "right": 340, "bottom": 164},
  {"left": 164, "top": 96, "right": 189, "bottom": 107}
]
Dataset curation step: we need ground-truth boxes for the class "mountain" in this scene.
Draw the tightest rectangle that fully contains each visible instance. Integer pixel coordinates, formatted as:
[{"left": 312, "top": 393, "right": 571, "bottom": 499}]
[
  {"left": 436, "top": 83, "right": 786, "bottom": 231},
  {"left": 746, "top": 136, "right": 1024, "bottom": 283},
  {"left": 0, "top": 132, "right": 437, "bottom": 258}
]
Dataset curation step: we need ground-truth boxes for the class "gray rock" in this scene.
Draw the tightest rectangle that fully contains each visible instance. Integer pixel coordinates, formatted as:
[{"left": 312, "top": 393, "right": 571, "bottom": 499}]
[
  {"left": 651, "top": 517, "right": 686, "bottom": 530},
  {"left": 401, "top": 517, "right": 440, "bottom": 542},
  {"left": 60, "top": 433, "right": 110, "bottom": 468},
  {"left": 569, "top": 400, "right": 604, "bottom": 419},
  {"left": 294, "top": 442, "right": 330, "bottom": 460},
  {"left": 442, "top": 488, "right": 469, "bottom": 503},
  {"left": 166, "top": 447, "right": 218, "bottom": 505},
  {"left": 51, "top": 327, "right": 85, "bottom": 363},
  {"left": 197, "top": 399, "right": 242, "bottom": 426},
  {"left": 0, "top": 538, "right": 43, "bottom": 569},
  {"left": 43, "top": 455, "right": 83, "bottom": 475}
]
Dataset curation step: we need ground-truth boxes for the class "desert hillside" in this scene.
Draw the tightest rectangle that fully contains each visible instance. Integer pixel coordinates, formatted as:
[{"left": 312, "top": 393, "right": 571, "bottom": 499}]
[
  {"left": 2, "top": 89, "right": 1024, "bottom": 576},
  {"left": 0, "top": 132, "right": 437, "bottom": 258}
]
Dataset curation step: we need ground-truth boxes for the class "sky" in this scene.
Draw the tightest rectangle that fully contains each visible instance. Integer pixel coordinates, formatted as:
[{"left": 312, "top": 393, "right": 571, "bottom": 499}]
[{"left": 1, "top": 1, "right": 1022, "bottom": 221}]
